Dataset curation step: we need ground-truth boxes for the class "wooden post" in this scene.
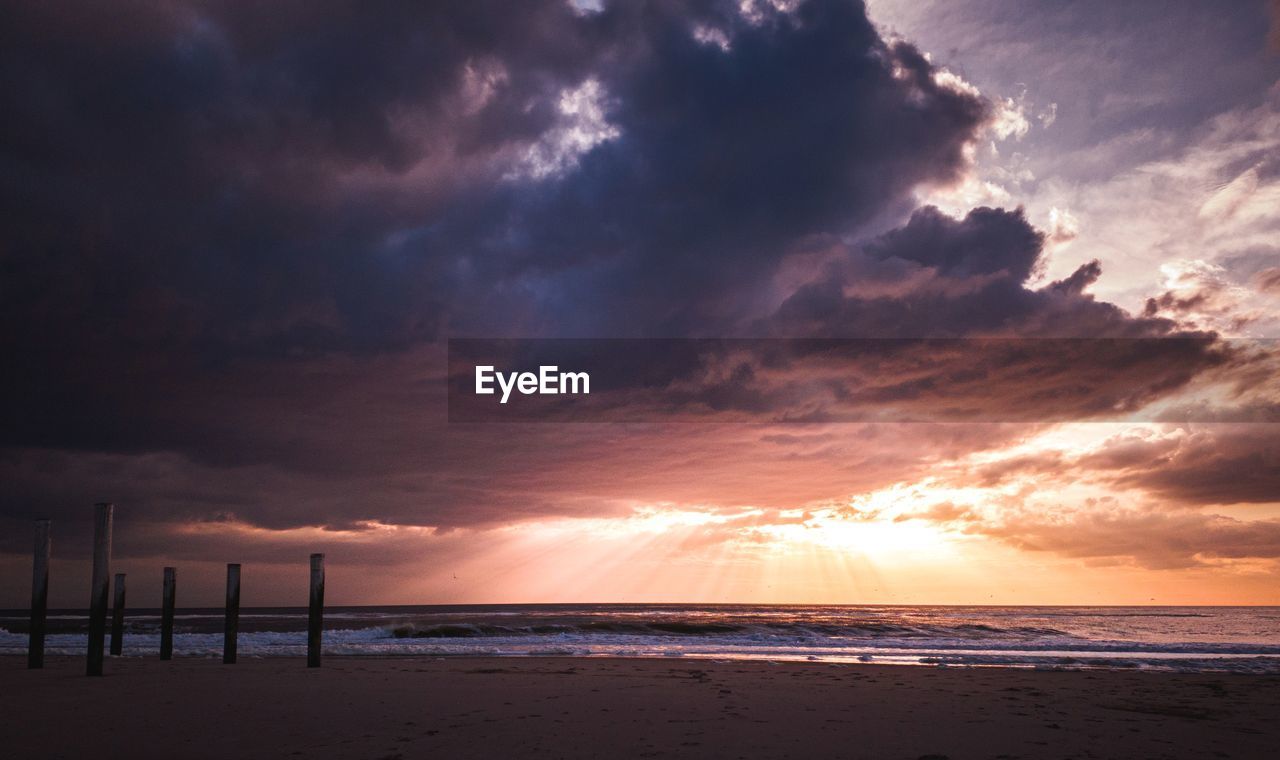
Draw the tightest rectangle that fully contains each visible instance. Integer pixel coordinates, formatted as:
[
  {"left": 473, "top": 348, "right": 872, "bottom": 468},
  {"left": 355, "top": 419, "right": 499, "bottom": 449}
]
[
  {"left": 110, "top": 573, "right": 126, "bottom": 656},
  {"left": 28, "top": 519, "right": 51, "bottom": 669},
  {"left": 160, "top": 567, "right": 176, "bottom": 661},
  {"left": 86, "top": 502, "right": 113, "bottom": 677},
  {"left": 223, "top": 563, "right": 240, "bottom": 664},
  {"left": 307, "top": 553, "right": 325, "bottom": 668}
]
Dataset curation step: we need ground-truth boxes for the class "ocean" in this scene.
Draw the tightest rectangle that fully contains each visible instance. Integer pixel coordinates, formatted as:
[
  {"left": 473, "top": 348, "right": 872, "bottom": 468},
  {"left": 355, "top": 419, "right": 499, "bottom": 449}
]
[{"left": 4, "top": 604, "right": 1280, "bottom": 673}]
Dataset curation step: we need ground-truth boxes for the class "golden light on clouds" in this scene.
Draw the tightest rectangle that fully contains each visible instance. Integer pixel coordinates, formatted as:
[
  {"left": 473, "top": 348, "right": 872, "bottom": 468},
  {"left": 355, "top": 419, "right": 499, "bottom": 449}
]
[{"left": 79, "top": 416, "right": 1270, "bottom": 609}]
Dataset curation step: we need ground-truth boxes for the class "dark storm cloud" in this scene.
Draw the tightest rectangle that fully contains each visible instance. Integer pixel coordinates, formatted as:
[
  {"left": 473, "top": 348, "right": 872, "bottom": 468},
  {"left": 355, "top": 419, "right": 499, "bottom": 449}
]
[
  {"left": 1, "top": 0, "right": 1270, "bottom": 587},
  {"left": 440, "top": 200, "right": 1264, "bottom": 424},
  {"left": 435, "top": 0, "right": 991, "bottom": 333},
  {"left": 1, "top": 0, "right": 991, "bottom": 460},
  {"left": 765, "top": 205, "right": 1183, "bottom": 338},
  {"left": 1, "top": 0, "right": 597, "bottom": 359}
]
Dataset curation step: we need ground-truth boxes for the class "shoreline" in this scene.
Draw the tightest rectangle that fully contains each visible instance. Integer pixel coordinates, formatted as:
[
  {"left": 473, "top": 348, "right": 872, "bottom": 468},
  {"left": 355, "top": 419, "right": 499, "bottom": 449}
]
[
  {"left": 9, "top": 650, "right": 1280, "bottom": 672},
  {"left": 5, "top": 655, "right": 1279, "bottom": 758},
  {"left": 9, "top": 646, "right": 1280, "bottom": 675}
]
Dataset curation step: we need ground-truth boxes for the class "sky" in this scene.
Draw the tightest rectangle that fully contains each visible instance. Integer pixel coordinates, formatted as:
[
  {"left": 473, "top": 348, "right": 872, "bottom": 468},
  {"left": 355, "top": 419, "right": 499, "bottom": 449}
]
[{"left": 2, "top": 0, "right": 1279, "bottom": 607}]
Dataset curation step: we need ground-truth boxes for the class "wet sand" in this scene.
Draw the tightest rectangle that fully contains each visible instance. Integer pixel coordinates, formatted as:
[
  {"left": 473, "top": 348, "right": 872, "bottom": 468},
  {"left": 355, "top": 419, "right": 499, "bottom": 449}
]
[{"left": 3, "top": 656, "right": 1278, "bottom": 759}]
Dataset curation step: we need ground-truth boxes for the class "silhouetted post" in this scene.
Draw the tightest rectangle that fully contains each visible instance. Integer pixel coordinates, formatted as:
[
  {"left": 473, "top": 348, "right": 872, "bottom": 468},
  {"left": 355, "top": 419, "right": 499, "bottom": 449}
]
[
  {"left": 28, "top": 519, "right": 51, "bottom": 669},
  {"left": 87, "top": 502, "right": 113, "bottom": 676},
  {"left": 110, "top": 573, "right": 126, "bottom": 656},
  {"left": 223, "top": 564, "right": 240, "bottom": 664},
  {"left": 308, "top": 553, "right": 325, "bottom": 668},
  {"left": 160, "top": 567, "right": 176, "bottom": 661}
]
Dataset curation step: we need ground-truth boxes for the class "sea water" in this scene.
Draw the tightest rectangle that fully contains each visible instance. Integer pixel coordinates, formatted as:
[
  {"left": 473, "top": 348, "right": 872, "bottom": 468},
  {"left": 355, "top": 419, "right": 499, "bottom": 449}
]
[{"left": 3, "top": 604, "right": 1279, "bottom": 673}]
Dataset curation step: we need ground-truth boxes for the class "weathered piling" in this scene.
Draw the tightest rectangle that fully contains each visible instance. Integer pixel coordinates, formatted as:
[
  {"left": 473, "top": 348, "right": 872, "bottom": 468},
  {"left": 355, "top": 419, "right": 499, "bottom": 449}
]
[
  {"left": 28, "top": 519, "right": 51, "bottom": 669},
  {"left": 86, "top": 503, "right": 114, "bottom": 677},
  {"left": 160, "top": 567, "right": 176, "bottom": 660},
  {"left": 307, "top": 553, "right": 325, "bottom": 668},
  {"left": 223, "top": 563, "right": 240, "bottom": 664},
  {"left": 110, "top": 573, "right": 126, "bottom": 656}
]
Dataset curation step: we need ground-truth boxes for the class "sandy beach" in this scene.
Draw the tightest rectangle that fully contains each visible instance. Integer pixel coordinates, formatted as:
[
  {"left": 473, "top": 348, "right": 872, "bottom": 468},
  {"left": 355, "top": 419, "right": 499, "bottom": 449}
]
[{"left": 3, "top": 657, "right": 1278, "bottom": 759}]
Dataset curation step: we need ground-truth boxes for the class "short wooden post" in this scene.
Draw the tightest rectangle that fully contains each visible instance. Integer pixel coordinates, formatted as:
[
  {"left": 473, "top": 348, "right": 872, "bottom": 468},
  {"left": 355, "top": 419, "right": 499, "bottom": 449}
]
[
  {"left": 307, "top": 553, "right": 325, "bottom": 668},
  {"left": 28, "top": 519, "right": 51, "bottom": 669},
  {"left": 223, "top": 563, "right": 240, "bottom": 664},
  {"left": 160, "top": 567, "right": 176, "bottom": 660},
  {"left": 87, "top": 502, "right": 113, "bottom": 677},
  {"left": 110, "top": 573, "right": 126, "bottom": 656}
]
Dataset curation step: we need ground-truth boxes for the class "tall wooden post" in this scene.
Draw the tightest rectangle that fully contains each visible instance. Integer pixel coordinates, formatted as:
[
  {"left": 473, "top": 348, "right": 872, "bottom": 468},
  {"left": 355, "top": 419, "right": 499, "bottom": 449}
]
[
  {"left": 307, "top": 553, "right": 325, "bottom": 668},
  {"left": 28, "top": 519, "right": 51, "bottom": 669},
  {"left": 160, "top": 567, "right": 176, "bottom": 661},
  {"left": 110, "top": 573, "right": 126, "bottom": 656},
  {"left": 223, "top": 563, "right": 240, "bottom": 664},
  {"left": 86, "top": 502, "right": 113, "bottom": 676}
]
